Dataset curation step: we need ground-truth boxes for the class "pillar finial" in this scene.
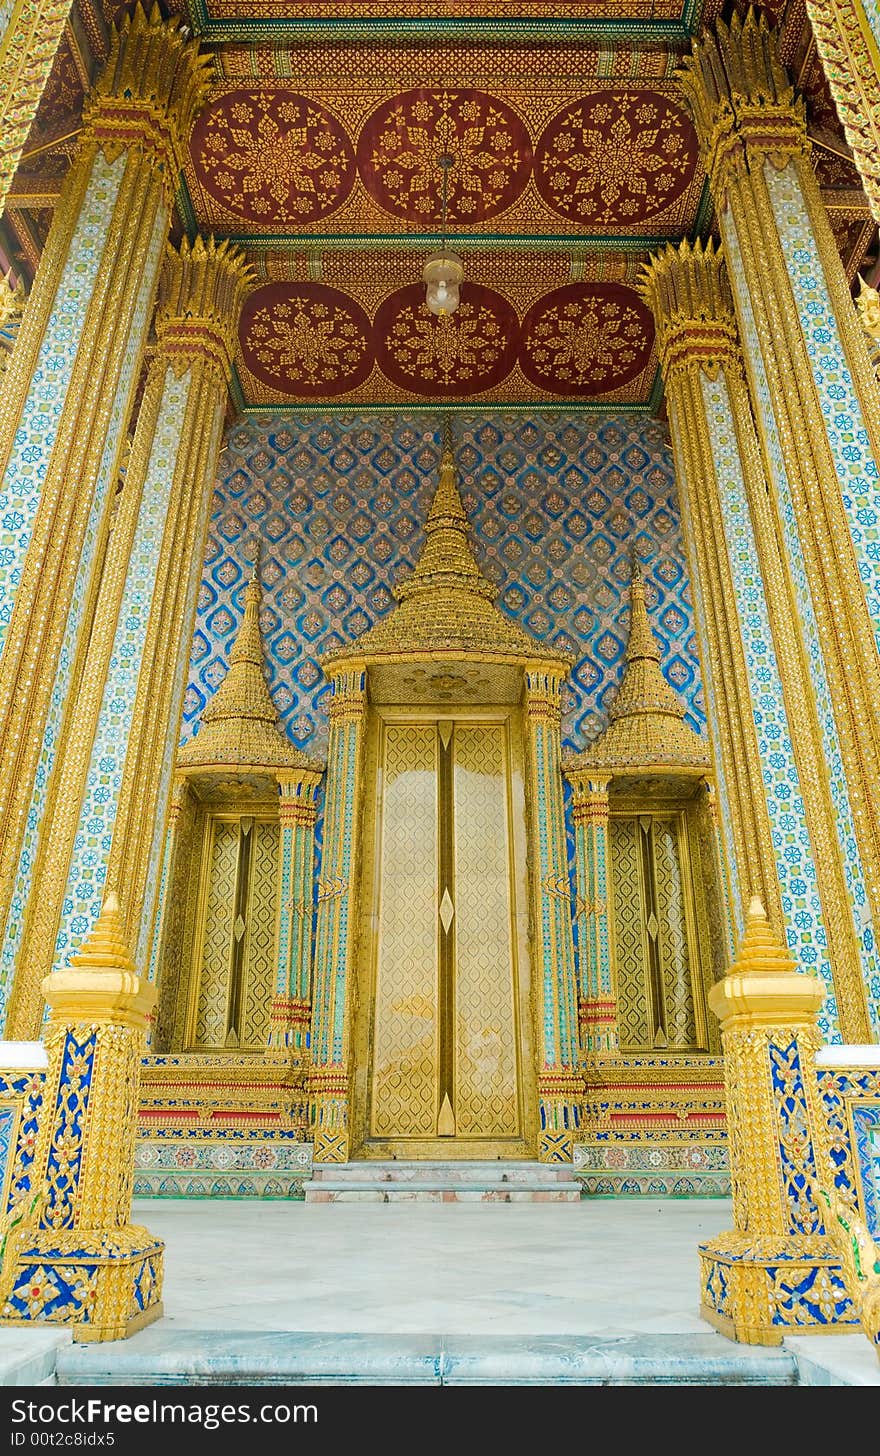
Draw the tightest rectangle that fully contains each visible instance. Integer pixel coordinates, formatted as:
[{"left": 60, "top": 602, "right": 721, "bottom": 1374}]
[{"left": 68, "top": 890, "right": 136, "bottom": 974}]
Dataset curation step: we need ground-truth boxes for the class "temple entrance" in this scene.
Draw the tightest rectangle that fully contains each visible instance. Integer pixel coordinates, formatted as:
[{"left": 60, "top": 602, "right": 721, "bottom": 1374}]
[{"left": 352, "top": 706, "right": 536, "bottom": 1159}]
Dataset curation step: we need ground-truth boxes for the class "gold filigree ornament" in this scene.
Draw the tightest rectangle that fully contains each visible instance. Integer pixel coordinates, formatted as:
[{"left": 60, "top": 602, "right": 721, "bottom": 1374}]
[
  {"left": 538, "top": 94, "right": 693, "bottom": 225},
  {"left": 524, "top": 296, "right": 644, "bottom": 388},
  {"left": 387, "top": 301, "right": 505, "bottom": 387},
  {"left": 248, "top": 295, "right": 369, "bottom": 389}
]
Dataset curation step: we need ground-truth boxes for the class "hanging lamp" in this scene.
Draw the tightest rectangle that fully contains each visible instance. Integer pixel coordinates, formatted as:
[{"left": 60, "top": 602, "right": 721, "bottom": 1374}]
[{"left": 423, "top": 153, "right": 464, "bottom": 316}]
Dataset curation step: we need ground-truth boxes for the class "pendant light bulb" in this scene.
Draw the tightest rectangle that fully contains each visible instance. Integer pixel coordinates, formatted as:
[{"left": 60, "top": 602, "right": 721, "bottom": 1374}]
[{"left": 424, "top": 151, "right": 463, "bottom": 316}]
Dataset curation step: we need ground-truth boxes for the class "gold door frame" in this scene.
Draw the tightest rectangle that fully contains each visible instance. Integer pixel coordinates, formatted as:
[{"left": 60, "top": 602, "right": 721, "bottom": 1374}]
[
  {"left": 352, "top": 703, "right": 537, "bottom": 1159},
  {"left": 183, "top": 805, "right": 279, "bottom": 1052},
  {"left": 608, "top": 797, "right": 713, "bottom": 1054}
]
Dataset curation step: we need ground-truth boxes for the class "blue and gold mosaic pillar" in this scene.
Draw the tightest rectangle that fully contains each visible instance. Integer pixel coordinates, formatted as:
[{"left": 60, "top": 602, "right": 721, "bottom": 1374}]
[
  {"left": 566, "top": 771, "right": 617, "bottom": 1054},
  {"left": 3, "top": 236, "right": 249, "bottom": 1038},
  {"left": 270, "top": 768, "right": 323, "bottom": 1057},
  {"left": 524, "top": 668, "right": 582, "bottom": 1161},
  {"left": 643, "top": 236, "right": 880, "bottom": 1046},
  {"left": 0, "top": 11, "right": 212, "bottom": 1037},
  {"left": 680, "top": 8, "right": 880, "bottom": 1039},
  {"left": 699, "top": 898, "right": 858, "bottom": 1344},
  {"left": 309, "top": 668, "right": 366, "bottom": 1162},
  {"left": 0, "top": 894, "right": 163, "bottom": 1342}
]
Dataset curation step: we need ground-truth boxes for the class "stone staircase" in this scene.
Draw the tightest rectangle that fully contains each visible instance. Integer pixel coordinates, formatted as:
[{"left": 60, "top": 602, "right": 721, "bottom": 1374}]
[{"left": 304, "top": 1159, "right": 581, "bottom": 1203}]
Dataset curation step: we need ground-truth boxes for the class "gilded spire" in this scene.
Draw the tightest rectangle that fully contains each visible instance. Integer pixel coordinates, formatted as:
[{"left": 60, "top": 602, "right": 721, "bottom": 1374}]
[
  {"left": 324, "top": 429, "right": 569, "bottom": 670},
  {"left": 569, "top": 552, "right": 709, "bottom": 774},
  {"left": 178, "top": 556, "right": 321, "bottom": 773},
  {"left": 68, "top": 891, "right": 136, "bottom": 974},
  {"left": 396, "top": 428, "right": 495, "bottom": 606}
]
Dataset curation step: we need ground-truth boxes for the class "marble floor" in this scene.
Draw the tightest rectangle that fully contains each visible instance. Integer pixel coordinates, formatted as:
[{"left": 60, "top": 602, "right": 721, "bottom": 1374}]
[
  {"left": 138, "top": 1196, "right": 732, "bottom": 1336},
  {"left": 6, "top": 1199, "right": 880, "bottom": 1385}
]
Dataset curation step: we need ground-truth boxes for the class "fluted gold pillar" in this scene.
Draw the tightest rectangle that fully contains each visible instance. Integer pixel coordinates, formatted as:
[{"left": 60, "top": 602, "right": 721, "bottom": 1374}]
[
  {"left": 803, "top": 0, "right": 880, "bottom": 224},
  {"left": 0, "top": 7, "right": 211, "bottom": 1032},
  {"left": 524, "top": 668, "right": 583, "bottom": 1161},
  {"left": 0, "top": 0, "right": 75, "bottom": 217},
  {"left": 4, "top": 236, "right": 249, "bottom": 1037},
  {"left": 642, "top": 238, "right": 876, "bottom": 1044},
  {"left": 567, "top": 772, "right": 617, "bottom": 1055},
  {"left": 679, "top": 8, "right": 880, "bottom": 1038},
  {"left": 309, "top": 668, "right": 366, "bottom": 1163}
]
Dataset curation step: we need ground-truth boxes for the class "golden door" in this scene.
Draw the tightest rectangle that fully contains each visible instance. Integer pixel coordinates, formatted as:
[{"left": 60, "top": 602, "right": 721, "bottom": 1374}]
[{"left": 354, "top": 710, "right": 534, "bottom": 1158}]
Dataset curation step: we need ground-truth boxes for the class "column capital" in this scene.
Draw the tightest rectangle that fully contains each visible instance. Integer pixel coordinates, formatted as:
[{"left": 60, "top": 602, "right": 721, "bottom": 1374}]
[
  {"left": 678, "top": 8, "right": 808, "bottom": 199},
  {"left": 709, "top": 896, "right": 826, "bottom": 1033},
  {"left": 523, "top": 665, "right": 565, "bottom": 724},
  {"left": 326, "top": 667, "right": 367, "bottom": 726},
  {"left": 155, "top": 236, "right": 254, "bottom": 381},
  {"left": 83, "top": 3, "right": 213, "bottom": 187},
  {"left": 639, "top": 238, "right": 741, "bottom": 378}
]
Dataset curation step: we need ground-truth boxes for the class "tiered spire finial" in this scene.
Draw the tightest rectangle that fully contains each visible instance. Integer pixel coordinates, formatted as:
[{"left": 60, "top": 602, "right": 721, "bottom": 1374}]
[
  {"left": 568, "top": 549, "right": 709, "bottom": 774},
  {"left": 178, "top": 550, "right": 321, "bottom": 773},
  {"left": 323, "top": 425, "right": 569, "bottom": 670}
]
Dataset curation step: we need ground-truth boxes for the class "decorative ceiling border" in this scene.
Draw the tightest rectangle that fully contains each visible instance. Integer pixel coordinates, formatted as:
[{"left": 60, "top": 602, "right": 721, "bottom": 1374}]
[
  {"left": 228, "top": 363, "right": 666, "bottom": 414},
  {"left": 186, "top": 0, "right": 705, "bottom": 45}
]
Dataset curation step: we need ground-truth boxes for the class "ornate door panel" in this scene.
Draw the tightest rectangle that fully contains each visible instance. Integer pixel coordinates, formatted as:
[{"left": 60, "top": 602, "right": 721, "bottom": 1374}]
[
  {"left": 369, "top": 724, "right": 439, "bottom": 1137},
  {"left": 188, "top": 812, "right": 278, "bottom": 1051},
  {"left": 361, "top": 712, "right": 529, "bottom": 1156}
]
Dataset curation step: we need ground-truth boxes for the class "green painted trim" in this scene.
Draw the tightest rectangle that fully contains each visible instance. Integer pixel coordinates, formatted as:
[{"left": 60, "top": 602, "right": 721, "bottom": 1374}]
[
  {"left": 237, "top": 399, "right": 655, "bottom": 416},
  {"left": 647, "top": 365, "right": 665, "bottom": 414},
  {"left": 189, "top": 8, "right": 695, "bottom": 44},
  {"left": 175, "top": 177, "right": 198, "bottom": 243},
  {"left": 228, "top": 360, "right": 247, "bottom": 416},
  {"left": 218, "top": 232, "right": 681, "bottom": 253},
  {"left": 689, "top": 178, "right": 714, "bottom": 242}
]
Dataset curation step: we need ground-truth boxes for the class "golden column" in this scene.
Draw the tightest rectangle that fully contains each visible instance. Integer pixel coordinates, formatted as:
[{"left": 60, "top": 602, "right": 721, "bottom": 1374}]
[
  {"left": 567, "top": 773, "right": 617, "bottom": 1055},
  {"left": 308, "top": 667, "right": 366, "bottom": 1164},
  {"left": 1, "top": 893, "right": 163, "bottom": 1341},
  {"left": 642, "top": 237, "right": 875, "bottom": 1045},
  {"left": 0, "top": 0, "right": 75, "bottom": 217},
  {"left": 4, "top": 236, "right": 250, "bottom": 1037},
  {"left": 699, "top": 898, "right": 849, "bottom": 1345},
  {"left": 679, "top": 9, "right": 880, "bottom": 1039},
  {"left": 0, "top": 6, "right": 211, "bottom": 1031},
  {"left": 803, "top": 0, "right": 880, "bottom": 224}
]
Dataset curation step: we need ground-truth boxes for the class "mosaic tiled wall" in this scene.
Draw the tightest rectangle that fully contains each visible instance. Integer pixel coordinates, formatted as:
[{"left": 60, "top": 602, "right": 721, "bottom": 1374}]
[{"left": 183, "top": 412, "right": 705, "bottom": 761}]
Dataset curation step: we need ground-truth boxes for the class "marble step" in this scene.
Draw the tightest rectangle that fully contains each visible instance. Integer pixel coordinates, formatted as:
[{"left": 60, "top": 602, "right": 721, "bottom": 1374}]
[
  {"left": 305, "top": 1160, "right": 581, "bottom": 1202},
  {"left": 55, "top": 1331, "right": 801, "bottom": 1386}
]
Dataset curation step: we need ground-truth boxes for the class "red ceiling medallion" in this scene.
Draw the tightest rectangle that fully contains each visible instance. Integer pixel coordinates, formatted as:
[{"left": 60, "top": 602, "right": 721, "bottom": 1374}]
[
  {"left": 534, "top": 90, "right": 697, "bottom": 226},
  {"left": 358, "top": 89, "right": 532, "bottom": 224},
  {"left": 240, "top": 283, "right": 374, "bottom": 396},
  {"left": 191, "top": 90, "right": 356, "bottom": 225},
  {"left": 374, "top": 282, "right": 518, "bottom": 395},
  {"left": 519, "top": 283, "right": 654, "bottom": 395}
]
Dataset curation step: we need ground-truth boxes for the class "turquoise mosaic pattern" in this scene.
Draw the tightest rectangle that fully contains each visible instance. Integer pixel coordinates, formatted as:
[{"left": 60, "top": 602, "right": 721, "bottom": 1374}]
[
  {"left": 766, "top": 164, "right": 880, "bottom": 654},
  {"left": 530, "top": 704, "right": 579, "bottom": 1070},
  {"left": 700, "top": 368, "right": 839, "bottom": 1038},
  {"left": 309, "top": 675, "right": 364, "bottom": 1071},
  {"left": 137, "top": 400, "right": 226, "bottom": 973},
  {"left": 182, "top": 413, "right": 705, "bottom": 762},
  {"left": 725, "top": 210, "right": 880, "bottom": 1036},
  {"left": 0, "top": 1103, "right": 13, "bottom": 1198},
  {"left": 0, "top": 152, "right": 123, "bottom": 663},
  {"left": 53, "top": 365, "right": 190, "bottom": 968},
  {"left": 0, "top": 209, "right": 165, "bottom": 1019},
  {"left": 667, "top": 393, "right": 741, "bottom": 945},
  {"left": 860, "top": 0, "right": 880, "bottom": 58}
]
